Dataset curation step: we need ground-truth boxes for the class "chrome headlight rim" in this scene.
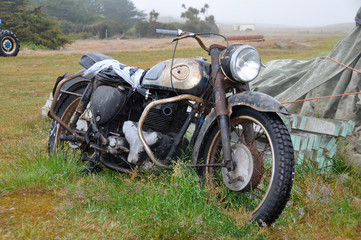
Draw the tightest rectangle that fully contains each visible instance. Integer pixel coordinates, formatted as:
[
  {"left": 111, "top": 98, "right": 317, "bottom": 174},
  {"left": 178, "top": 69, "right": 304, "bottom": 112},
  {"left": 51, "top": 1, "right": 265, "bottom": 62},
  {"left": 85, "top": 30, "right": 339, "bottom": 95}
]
[{"left": 220, "top": 44, "right": 261, "bottom": 83}]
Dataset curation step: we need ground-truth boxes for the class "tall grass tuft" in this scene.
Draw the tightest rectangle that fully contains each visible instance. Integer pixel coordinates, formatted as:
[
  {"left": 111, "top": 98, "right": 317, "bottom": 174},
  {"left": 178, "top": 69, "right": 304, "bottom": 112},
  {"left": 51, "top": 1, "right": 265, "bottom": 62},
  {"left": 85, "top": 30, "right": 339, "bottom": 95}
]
[{"left": 0, "top": 152, "right": 83, "bottom": 192}]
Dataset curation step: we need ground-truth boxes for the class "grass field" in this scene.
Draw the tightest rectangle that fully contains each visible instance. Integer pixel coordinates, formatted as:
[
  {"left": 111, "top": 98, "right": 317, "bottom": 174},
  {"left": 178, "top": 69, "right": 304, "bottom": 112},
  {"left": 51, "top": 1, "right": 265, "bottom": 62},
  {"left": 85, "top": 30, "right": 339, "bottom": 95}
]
[{"left": 0, "top": 34, "right": 360, "bottom": 239}]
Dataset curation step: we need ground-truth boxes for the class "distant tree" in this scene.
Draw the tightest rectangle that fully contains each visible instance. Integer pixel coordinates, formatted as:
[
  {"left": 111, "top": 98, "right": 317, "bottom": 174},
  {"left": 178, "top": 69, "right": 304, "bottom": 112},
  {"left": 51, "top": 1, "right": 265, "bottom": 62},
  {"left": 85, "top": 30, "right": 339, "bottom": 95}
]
[
  {"left": 180, "top": 3, "right": 218, "bottom": 33},
  {"left": 200, "top": 4, "right": 209, "bottom": 18},
  {"left": 135, "top": 9, "right": 159, "bottom": 38},
  {"left": 31, "top": 0, "right": 145, "bottom": 25},
  {"left": 149, "top": 10, "right": 159, "bottom": 23},
  {"left": 29, "top": 0, "right": 145, "bottom": 37},
  {"left": 1, "top": 0, "right": 71, "bottom": 49},
  {"left": 30, "top": 0, "right": 104, "bottom": 24},
  {"left": 135, "top": 21, "right": 149, "bottom": 38},
  {"left": 135, "top": 3, "right": 218, "bottom": 38},
  {"left": 181, "top": 6, "right": 200, "bottom": 23},
  {"left": 96, "top": 0, "right": 145, "bottom": 27},
  {"left": 135, "top": 9, "right": 180, "bottom": 38}
]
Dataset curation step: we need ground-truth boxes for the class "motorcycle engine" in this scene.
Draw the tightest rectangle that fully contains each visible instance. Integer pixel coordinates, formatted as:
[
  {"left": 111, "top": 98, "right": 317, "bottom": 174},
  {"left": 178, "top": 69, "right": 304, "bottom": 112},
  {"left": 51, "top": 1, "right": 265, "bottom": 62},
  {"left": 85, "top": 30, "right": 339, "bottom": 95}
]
[
  {"left": 124, "top": 101, "right": 189, "bottom": 168},
  {"left": 91, "top": 86, "right": 189, "bottom": 170},
  {"left": 143, "top": 102, "right": 189, "bottom": 134}
]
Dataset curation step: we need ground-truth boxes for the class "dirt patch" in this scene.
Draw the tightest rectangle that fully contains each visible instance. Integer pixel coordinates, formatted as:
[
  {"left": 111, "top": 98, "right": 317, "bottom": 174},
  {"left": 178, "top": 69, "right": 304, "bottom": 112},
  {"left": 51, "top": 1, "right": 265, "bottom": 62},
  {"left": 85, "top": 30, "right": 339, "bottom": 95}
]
[
  {"left": 0, "top": 190, "right": 59, "bottom": 227},
  {"left": 19, "top": 38, "right": 214, "bottom": 56},
  {"left": 19, "top": 33, "right": 340, "bottom": 56}
]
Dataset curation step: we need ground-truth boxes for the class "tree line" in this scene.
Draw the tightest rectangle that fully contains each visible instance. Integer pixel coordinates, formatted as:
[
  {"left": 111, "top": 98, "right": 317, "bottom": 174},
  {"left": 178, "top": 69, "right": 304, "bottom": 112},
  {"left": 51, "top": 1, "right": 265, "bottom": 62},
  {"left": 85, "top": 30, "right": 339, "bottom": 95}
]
[
  {"left": 0, "top": 0, "right": 218, "bottom": 49},
  {"left": 135, "top": 4, "right": 218, "bottom": 38}
]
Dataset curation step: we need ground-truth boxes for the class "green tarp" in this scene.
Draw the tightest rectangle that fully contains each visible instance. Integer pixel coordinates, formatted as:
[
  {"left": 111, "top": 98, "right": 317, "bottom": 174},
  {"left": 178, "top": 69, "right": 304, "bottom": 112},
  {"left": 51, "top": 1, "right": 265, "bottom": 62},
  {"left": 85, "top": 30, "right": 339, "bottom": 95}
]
[{"left": 250, "top": 8, "right": 361, "bottom": 164}]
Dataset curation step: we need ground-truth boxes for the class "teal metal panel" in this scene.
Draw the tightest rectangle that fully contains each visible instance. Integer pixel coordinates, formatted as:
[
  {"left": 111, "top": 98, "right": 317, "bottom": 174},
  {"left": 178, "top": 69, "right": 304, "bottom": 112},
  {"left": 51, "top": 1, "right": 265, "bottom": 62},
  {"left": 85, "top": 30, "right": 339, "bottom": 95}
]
[
  {"left": 333, "top": 121, "right": 342, "bottom": 136},
  {"left": 297, "top": 152, "right": 304, "bottom": 164},
  {"left": 307, "top": 135, "right": 315, "bottom": 152},
  {"left": 328, "top": 143, "right": 338, "bottom": 158},
  {"left": 292, "top": 115, "right": 298, "bottom": 129},
  {"left": 301, "top": 136, "right": 309, "bottom": 151},
  {"left": 320, "top": 136, "right": 329, "bottom": 148},
  {"left": 292, "top": 135, "right": 301, "bottom": 151},
  {"left": 341, "top": 124, "right": 349, "bottom": 137},
  {"left": 347, "top": 120, "right": 355, "bottom": 136},
  {"left": 326, "top": 138, "right": 337, "bottom": 152},
  {"left": 316, "top": 149, "right": 325, "bottom": 168},
  {"left": 299, "top": 116, "right": 307, "bottom": 130},
  {"left": 284, "top": 114, "right": 355, "bottom": 170},
  {"left": 313, "top": 135, "right": 321, "bottom": 150}
]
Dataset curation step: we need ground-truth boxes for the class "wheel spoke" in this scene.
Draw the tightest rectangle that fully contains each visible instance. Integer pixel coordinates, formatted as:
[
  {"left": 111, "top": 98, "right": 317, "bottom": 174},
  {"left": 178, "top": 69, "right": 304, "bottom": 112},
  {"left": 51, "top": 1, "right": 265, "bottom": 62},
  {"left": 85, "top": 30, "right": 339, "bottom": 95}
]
[
  {"left": 216, "top": 117, "right": 270, "bottom": 208},
  {"left": 250, "top": 191, "right": 263, "bottom": 200}
]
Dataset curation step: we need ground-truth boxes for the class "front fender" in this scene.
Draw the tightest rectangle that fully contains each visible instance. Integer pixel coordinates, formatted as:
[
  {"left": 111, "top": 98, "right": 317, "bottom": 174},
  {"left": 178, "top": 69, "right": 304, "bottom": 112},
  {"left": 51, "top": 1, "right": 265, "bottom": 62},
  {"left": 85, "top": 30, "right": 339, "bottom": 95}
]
[
  {"left": 227, "top": 91, "right": 288, "bottom": 115},
  {"left": 191, "top": 91, "right": 288, "bottom": 164}
]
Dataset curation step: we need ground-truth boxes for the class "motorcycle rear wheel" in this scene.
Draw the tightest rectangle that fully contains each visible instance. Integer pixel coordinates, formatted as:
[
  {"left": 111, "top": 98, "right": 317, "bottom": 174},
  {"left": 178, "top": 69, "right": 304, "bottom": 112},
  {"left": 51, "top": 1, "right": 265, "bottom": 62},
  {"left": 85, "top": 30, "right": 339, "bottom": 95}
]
[
  {"left": 53, "top": 98, "right": 91, "bottom": 151},
  {"left": 48, "top": 86, "right": 88, "bottom": 154},
  {"left": 200, "top": 107, "right": 294, "bottom": 226},
  {"left": 48, "top": 94, "right": 99, "bottom": 173}
]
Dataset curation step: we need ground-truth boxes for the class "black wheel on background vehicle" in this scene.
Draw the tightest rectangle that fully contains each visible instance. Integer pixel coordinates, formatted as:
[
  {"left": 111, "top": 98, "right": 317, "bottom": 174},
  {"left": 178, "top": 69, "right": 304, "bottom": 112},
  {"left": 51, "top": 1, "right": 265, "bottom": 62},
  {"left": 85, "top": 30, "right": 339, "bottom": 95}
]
[
  {"left": 199, "top": 107, "right": 294, "bottom": 226},
  {"left": 0, "top": 30, "right": 20, "bottom": 57}
]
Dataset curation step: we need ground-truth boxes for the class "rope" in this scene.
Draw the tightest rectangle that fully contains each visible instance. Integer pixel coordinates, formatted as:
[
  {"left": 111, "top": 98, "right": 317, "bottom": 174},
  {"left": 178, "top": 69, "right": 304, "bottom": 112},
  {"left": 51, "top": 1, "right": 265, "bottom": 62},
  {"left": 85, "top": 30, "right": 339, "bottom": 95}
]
[
  {"left": 326, "top": 56, "right": 361, "bottom": 74},
  {"left": 281, "top": 56, "right": 361, "bottom": 104},
  {"left": 281, "top": 91, "right": 361, "bottom": 104}
]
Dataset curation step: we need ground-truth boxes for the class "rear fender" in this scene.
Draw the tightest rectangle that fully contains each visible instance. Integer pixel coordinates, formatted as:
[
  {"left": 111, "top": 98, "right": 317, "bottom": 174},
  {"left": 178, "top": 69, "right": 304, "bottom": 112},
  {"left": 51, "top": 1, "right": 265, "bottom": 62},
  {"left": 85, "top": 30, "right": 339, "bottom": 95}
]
[
  {"left": 52, "top": 72, "right": 90, "bottom": 117},
  {"left": 191, "top": 91, "right": 288, "bottom": 164}
]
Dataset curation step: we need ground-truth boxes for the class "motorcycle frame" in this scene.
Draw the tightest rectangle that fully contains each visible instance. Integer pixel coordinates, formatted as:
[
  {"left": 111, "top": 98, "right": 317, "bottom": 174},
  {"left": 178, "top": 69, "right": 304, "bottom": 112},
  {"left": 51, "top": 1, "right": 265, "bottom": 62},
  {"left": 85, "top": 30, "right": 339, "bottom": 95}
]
[
  {"left": 49, "top": 35, "right": 289, "bottom": 172},
  {"left": 49, "top": 72, "right": 216, "bottom": 169}
]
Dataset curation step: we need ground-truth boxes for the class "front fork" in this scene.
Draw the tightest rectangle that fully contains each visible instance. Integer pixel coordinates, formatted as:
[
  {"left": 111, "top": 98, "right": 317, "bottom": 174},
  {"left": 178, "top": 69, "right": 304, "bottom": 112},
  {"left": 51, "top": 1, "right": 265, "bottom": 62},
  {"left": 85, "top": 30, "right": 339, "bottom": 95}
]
[
  {"left": 68, "top": 81, "right": 108, "bottom": 146},
  {"left": 210, "top": 46, "right": 236, "bottom": 172}
]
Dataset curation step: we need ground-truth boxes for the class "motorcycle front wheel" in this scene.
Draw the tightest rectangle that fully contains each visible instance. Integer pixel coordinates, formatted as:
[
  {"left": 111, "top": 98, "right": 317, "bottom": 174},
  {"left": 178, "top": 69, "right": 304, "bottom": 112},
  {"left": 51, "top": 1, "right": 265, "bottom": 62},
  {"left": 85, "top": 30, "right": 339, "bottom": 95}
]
[{"left": 199, "top": 106, "right": 294, "bottom": 226}]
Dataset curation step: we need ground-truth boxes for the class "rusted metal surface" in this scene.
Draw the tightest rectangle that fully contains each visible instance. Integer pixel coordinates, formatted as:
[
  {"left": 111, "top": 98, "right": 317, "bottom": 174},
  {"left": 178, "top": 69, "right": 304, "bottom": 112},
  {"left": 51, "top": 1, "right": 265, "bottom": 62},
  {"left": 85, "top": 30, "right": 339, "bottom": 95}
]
[
  {"left": 137, "top": 94, "right": 213, "bottom": 170},
  {"left": 49, "top": 72, "right": 85, "bottom": 141},
  {"left": 70, "top": 83, "right": 93, "bottom": 129},
  {"left": 59, "top": 90, "right": 83, "bottom": 97},
  {"left": 214, "top": 75, "right": 229, "bottom": 116},
  {"left": 173, "top": 34, "right": 210, "bottom": 53},
  {"left": 228, "top": 91, "right": 289, "bottom": 115},
  {"left": 227, "top": 35, "right": 265, "bottom": 42},
  {"left": 191, "top": 91, "right": 289, "bottom": 164},
  {"left": 210, "top": 46, "right": 234, "bottom": 171}
]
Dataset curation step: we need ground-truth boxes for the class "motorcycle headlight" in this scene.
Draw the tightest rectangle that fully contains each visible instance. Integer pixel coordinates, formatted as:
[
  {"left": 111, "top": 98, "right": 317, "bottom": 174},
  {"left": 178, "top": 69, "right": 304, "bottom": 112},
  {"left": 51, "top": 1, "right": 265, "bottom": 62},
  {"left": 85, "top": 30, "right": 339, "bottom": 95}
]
[{"left": 220, "top": 44, "right": 261, "bottom": 83}]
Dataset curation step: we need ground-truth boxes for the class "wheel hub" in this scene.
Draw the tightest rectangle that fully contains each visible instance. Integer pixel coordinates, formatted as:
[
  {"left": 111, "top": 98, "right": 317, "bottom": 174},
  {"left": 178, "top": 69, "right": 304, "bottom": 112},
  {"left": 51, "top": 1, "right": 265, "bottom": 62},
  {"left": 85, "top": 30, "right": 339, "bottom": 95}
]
[
  {"left": 222, "top": 143, "right": 254, "bottom": 191},
  {"left": 2, "top": 38, "right": 13, "bottom": 51},
  {"left": 5, "top": 41, "right": 11, "bottom": 49}
]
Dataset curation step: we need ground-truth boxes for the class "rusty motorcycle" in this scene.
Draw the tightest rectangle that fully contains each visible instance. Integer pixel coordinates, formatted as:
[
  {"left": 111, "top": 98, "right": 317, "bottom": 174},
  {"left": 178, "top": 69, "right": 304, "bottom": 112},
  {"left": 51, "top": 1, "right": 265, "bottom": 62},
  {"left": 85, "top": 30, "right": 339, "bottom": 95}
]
[{"left": 47, "top": 29, "right": 295, "bottom": 225}]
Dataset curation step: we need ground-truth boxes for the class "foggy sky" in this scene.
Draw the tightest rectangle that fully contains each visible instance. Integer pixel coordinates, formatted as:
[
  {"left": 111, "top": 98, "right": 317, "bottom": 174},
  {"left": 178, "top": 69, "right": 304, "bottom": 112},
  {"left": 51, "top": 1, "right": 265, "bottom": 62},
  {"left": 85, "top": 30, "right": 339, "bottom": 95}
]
[{"left": 132, "top": 0, "right": 360, "bottom": 27}]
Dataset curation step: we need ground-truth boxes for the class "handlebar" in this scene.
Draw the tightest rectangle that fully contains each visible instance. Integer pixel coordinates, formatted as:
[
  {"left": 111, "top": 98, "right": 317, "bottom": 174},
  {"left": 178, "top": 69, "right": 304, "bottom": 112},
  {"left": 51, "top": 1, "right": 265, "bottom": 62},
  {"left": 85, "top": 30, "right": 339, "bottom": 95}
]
[
  {"left": 156, "top": 28, "right": 210, "bottom": 53},
  {"left": 156, "top": 29, "right": 182, "bottom": 36}
]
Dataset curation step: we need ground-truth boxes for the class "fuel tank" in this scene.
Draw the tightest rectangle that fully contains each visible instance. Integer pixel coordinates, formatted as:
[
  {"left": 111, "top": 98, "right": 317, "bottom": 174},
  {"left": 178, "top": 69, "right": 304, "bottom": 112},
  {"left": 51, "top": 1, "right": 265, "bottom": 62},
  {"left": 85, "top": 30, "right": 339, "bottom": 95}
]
[{"left": 141, "top": 58, "right": 210, "bottom": 96}]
